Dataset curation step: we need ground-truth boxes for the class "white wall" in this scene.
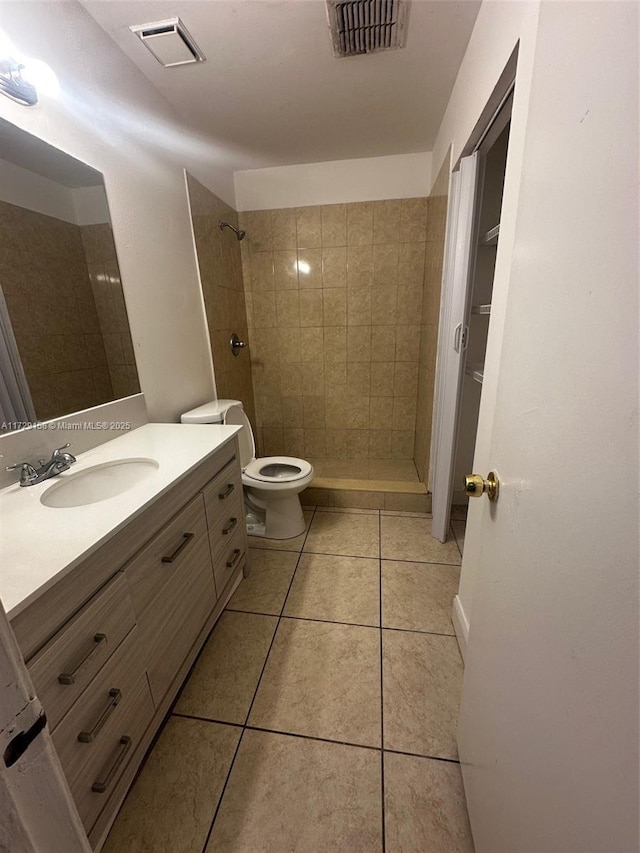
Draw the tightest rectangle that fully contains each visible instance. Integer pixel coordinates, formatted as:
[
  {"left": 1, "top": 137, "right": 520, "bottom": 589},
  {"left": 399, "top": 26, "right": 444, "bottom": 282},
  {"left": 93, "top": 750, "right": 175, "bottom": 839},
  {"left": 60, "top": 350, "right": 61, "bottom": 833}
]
[
  {"left": 234, "top": 152, "right": 432, "bottom": 210},
  {"left": 0, "top": 0, "right": 221, "bottom": 423},
  {"left": 430, "top": 0, "right": 541, "bottom": 640}
]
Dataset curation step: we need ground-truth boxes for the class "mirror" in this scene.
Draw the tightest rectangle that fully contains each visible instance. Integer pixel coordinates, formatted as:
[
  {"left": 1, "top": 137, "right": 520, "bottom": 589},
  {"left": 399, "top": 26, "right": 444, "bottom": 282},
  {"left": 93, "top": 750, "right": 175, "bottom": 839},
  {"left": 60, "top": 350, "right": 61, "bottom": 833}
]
[{"left": 0, "top": 118, "right": 140, "bottom": 429}]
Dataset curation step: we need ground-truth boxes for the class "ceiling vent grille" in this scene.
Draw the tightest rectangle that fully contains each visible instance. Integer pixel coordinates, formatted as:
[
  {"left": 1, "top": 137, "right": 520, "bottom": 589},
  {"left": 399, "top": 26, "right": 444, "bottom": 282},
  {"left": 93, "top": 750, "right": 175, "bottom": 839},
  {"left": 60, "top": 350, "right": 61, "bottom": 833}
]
[
  {"left": 326, "top": 0, "right": 409, "bottom": 58},
  {"left": 130, "top": 18, "right": 205, "bottom": 67}
]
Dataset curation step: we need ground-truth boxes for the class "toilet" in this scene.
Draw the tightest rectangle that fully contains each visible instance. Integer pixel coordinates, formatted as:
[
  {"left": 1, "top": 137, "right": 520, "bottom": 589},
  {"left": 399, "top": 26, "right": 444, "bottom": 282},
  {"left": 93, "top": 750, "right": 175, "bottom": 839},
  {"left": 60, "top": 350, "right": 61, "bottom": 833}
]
[{"left": 180, "top": 400, "right": 314, "bottom": 539}]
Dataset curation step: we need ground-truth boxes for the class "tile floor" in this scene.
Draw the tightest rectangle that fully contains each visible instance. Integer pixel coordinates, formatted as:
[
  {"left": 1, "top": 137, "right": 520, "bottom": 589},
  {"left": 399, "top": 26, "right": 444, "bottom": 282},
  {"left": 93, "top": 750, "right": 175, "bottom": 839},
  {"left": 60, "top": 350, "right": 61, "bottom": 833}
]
[{"left": 103, "top": 508, "right": 473, "bottom": 853}]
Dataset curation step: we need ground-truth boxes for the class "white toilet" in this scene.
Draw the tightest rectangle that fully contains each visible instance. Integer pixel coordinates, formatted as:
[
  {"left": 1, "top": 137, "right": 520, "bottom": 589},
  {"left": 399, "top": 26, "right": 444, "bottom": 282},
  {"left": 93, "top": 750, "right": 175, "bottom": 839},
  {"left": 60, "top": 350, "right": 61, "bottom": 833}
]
[{"left": 181, "top": 400, "right": 314, "bottom": 539}]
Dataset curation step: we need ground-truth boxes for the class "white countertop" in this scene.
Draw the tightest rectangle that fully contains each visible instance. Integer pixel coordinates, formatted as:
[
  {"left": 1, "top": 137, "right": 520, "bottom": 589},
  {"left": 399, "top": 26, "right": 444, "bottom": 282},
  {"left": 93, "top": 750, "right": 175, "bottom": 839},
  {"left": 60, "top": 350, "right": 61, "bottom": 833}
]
[{"left": 0, "top": 423, "right": 241, "bottom": 618}]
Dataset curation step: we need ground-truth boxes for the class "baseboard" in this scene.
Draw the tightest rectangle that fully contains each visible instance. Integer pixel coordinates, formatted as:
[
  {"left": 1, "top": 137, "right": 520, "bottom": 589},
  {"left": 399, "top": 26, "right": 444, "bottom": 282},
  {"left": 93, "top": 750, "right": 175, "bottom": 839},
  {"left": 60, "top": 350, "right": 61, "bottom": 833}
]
[{"left": 452, "top": 594, "right": 469, "bottom": 663}]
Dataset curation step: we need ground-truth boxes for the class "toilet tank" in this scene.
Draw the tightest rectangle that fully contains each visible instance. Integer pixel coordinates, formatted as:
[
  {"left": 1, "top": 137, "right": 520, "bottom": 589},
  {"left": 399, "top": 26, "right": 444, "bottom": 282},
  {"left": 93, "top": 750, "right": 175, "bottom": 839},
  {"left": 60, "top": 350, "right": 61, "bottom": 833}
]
[
  {"left": 180, "top": 399, "right": 240, "bottom": 424},
  {"left": 181, "top": 400, "right": 255, "bottom": 468}
]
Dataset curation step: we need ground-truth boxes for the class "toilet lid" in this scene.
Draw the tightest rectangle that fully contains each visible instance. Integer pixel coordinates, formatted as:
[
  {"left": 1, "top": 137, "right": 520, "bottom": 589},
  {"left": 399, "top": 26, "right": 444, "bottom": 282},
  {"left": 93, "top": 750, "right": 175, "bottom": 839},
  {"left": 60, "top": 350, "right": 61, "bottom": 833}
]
[
  {"left": 223, "top": 405, "right": 255, "bottom": 468},
  {"left": 244, "top": 456, "right": 313, "bottom": 483}
]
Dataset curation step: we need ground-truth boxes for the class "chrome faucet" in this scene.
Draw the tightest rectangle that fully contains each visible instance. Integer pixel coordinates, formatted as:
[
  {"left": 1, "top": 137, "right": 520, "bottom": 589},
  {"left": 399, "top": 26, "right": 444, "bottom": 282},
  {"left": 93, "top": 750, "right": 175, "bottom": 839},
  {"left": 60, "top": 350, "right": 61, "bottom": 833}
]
[{"left": 6, "top": 444, "right": 77, "bottom": 487}]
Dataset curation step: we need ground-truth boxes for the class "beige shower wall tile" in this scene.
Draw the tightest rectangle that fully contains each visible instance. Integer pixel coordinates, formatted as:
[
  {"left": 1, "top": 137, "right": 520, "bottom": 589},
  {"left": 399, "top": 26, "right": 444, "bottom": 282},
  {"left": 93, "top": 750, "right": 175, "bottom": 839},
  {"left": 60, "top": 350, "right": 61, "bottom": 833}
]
[
  {"left": 347, "top": 245, "right": 373, "bottom": 288},
  {"left": 392, "top": 396, "right": 417, "bottom": 430},
  {"left": 251, "top": 291, "right": 278, "bottom": 329},
  {"left": 373, "top": 243, "right": 400, "bottom": 285},
  {"left": 304, "top": 428, "right": 327, "bottom": 456},
  {"left": 391, "top": 430, "right": 415, "bottom": 459},
  {"left": 244, "top": 210, "right": 273, "bottom": 252},
  {"left": 300, "top": 362, "right": 324, "bottom": 393},
  {"left": 373, "top": 199, "right": 402, "bottom": 244},
  {"left": 303, "top": 395, "right": 326, "bottom": 427},
  {"left": 279, "top": 327, "right": 301, "bottom": 363},
  {"left": 262, "top": 427, "right": 284, "bottom": 455},
  {"left": 271, "top": 208, "right": 297, "bottom": 250},
  {"left": 347, "top": 202, "right": 374, "bottom": 246},
  {"left": 281, "top": 394, "right": 303, "bottom": 426},
  {"left": 399, "top": 242, "right": 427, "bottom": 287},
  {"left": 371, "top": 362, "right": 395, "bottom": 397},
  {"left": 324, "top": 361, "right": 347, "bottom": 391},
  {"left": 321, "top": 204, "right": 347, "bottom": 246},
  {"left": 276, "top": 291, "right": 300, "bottom": 327},
  {"left": 299, "top": 290, "right": 323, "bottom": 326},
  {"left": 369, "top": 399, "right": 393, "bottom": 430},
  {"left": 371, "top": 285, "right": 398, "bottom": 325},
  {"left": 348, "top": 287, "right": 372, "bottom": 326},
  {"left": 400, "top": 197, "right": 428, "bottom": 242},
  {"left": 300, "top": 327, "right": 323, "bottom": 363},
  {"left": 396, "top": 324, "right": 422, "bottom": 362},
  {"left": 296, "top": 206, "right": 322, "bottom": 248},
  {"left": 325, "top": 428, "right": 347, "bottom": 457},
  {"left": 283, "top": 427, "right": 304, "bottom": 455},
  {"left": 322, "top": 246, "right": 347, "bottom": 287},
  {"left": 397, "top": 286, "right": 424, "bottom": 325},
  {"left": 250, "top": 252, "right": 275, "bottom": 291},
  {"left": 323, "top": 326, "right": 347, "bottom": 362},
  {"left": 280, "top": 363, "right": 302, "bottom": 396},
  {"left": 249, "top": 327, "right": 279, "bottom": 362},
  {"left": 371, "top": 326, "right": 396, "bottom": 362},
  {"left": 369, "top": 429, "right": 393, "bottom": 459},
  {"left": 347, "top": 363, "right": 371, "bottom": 396},
  {"left": 297, "top": 248, "right": 322, "bottom": 288},
  {"left": 394, "top": 362, "right": 419, "bottom": 396},
  {"left": 347, "top": 327, "right": 372, "bottom": 362},
  {"left": 323, "top": 288, "right": 347, "bottom": 326},
  {"left": 274, "top": 250, "right": 298, "bottom": 289}
]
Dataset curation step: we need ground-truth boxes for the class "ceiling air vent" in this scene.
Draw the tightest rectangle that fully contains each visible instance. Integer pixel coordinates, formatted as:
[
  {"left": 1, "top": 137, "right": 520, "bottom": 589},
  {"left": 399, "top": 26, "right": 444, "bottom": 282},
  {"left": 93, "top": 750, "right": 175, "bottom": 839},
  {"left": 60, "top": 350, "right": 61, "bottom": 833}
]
[
  {"left": 130, "top": 18, "right": 205, "bottom": 67},
  {"left": 326, "top": 0, "right": 409, "bottom": 58}
]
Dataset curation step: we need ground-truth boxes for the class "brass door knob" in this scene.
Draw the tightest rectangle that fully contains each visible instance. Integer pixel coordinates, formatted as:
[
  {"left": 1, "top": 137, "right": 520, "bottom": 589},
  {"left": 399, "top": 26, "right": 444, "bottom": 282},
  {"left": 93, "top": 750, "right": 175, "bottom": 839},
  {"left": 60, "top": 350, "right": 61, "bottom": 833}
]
[{"left": 464, "top": 471, "right": 499, "bottom": 502}]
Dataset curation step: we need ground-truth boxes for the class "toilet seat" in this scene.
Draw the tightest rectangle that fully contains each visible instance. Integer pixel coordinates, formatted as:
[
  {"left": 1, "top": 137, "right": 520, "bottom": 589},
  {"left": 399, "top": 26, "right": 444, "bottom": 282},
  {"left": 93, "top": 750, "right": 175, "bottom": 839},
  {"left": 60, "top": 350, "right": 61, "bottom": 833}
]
[{"left": 243, "top": 456, "right": 312, "bottom": 483}]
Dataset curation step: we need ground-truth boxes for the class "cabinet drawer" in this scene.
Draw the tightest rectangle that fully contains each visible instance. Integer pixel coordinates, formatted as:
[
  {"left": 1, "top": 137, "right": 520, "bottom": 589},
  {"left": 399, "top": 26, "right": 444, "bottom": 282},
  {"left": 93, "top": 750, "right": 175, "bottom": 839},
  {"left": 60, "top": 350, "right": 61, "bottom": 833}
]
[
  {"left": 202, "top": 453, "right": 243, "bottom": 532},
  {"left": 52, "top": 628, "right": 154, "bottom": 832},
  {"left": 125, "top": 494, "right": 209, "bottom": 618},
  {"left": 213, "top": 523, "right": 246, "bottom": 595},
  {"left": 138, "top": 548, "right": 217, "bottom": 706},
  {"left": 29, "top": 574, "right": 135, "bottom": 731},
  {"left": 208, "top": 492, "right": 245, "bottom": 571}
]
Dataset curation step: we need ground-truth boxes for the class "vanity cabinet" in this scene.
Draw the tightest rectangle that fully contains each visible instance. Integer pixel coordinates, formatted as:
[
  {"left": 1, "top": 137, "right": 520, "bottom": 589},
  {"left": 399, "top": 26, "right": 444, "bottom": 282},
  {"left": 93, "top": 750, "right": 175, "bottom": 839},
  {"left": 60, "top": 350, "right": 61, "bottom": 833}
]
[{"left": 11, "top": 434, "right": 248, "bottom": 849}]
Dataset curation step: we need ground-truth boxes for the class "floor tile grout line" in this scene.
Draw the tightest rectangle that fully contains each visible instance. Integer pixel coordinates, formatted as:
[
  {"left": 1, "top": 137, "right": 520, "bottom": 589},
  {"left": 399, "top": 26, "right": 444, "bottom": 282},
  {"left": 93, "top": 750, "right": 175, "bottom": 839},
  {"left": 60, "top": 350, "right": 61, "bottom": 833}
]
[
  {"left": 379, "top": 509, "right": 386, "bottom": 853},
  {"left": 171, "top": 710, "right": 461, "bottom": 765},
  {"left": 251, "top": 544, "right": 461, "bottom": 567},
  {"left": 224, "top": 608, "right": 457, "bottom": 639},
  {"left": 201, "top": 508, "right": 319, "bottom": 850},
  {"left": 199, "top": 726, "right": 246, "bottom": 853}
]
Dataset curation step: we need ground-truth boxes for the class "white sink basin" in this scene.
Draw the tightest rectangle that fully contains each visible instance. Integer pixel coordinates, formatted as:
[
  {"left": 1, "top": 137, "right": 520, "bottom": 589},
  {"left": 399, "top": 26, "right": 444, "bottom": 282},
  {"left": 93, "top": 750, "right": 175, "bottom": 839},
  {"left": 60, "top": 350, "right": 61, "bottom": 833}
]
[{"left": 41, "top": 458, "right": 159, "bottom": 508}]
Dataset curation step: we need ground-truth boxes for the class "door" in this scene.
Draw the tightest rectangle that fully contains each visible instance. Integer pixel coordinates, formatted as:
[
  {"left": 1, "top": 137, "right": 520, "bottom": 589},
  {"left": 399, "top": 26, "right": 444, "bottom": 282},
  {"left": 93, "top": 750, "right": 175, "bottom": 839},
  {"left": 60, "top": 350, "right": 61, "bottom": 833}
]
[
  {"left": 458, "top": 4, "right": 638, "bottom": 851},
  {"left": 430, "top": 155, "right": 479, "bottom": 541}
]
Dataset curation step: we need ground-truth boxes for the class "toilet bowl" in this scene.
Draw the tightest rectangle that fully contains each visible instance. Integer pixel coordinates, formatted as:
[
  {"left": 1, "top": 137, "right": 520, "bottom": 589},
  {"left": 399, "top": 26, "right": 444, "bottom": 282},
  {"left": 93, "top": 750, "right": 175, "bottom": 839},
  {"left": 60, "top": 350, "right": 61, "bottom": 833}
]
[{"left": 181, "top": 400, "right": 314, "bottom": 539}]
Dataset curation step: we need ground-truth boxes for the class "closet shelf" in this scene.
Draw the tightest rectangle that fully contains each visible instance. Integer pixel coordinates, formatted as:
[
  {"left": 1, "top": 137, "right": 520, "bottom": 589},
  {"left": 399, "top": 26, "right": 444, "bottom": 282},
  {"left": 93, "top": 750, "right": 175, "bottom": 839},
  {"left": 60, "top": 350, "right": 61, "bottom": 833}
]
[
  {"left": 471, "top": 303, "right": 491, "bottom": 315},
  {"left": 482, "top": 224, "right": 500, "bottom": 245},
  {"left": 465, "top": 365, "right": 484, "bottom": 384}
]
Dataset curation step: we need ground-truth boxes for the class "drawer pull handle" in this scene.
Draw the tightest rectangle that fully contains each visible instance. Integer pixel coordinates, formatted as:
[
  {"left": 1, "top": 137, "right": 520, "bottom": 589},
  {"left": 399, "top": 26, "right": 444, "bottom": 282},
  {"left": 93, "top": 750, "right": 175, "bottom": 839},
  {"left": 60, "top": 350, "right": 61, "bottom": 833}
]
[
  {"left": 78, "top": 688, "right": 122, "bottom": 743},
  {"left": 218, "top": 483, "right": 235, "bottom": 500},
  {"left": 58, "top": 633, "right": 107, "bottom": 685},
  {"left": 226, "top": 548, "right": 242, "bottom": 569},
  {"left": 91, "top": 735, "right": 132, "bottom": 794},
  {"left": 222, "top": 517, "right": 238, "bottom": 535},
  {"left": 161, "top": 532, "right": 195, "bottom": 564}
]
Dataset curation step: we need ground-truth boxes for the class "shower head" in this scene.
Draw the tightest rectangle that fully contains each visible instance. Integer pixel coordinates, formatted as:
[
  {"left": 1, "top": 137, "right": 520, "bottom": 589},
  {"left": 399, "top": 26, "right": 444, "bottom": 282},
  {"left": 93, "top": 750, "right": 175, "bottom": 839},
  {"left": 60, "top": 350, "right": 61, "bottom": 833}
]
[{"left": 219, "top": 220, "right": 246, "bottom": 241}]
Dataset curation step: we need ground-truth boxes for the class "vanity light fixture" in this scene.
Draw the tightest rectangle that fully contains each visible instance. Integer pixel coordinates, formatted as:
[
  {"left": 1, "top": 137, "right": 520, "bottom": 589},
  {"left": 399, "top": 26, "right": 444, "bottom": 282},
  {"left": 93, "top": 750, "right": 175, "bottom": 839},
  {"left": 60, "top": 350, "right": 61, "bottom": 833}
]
[
  {"left": 0, "top": 57, "right": 38, "bottom": 106},
  {"left": 130, "top": 18, "right": 206, "bottom": 67}
]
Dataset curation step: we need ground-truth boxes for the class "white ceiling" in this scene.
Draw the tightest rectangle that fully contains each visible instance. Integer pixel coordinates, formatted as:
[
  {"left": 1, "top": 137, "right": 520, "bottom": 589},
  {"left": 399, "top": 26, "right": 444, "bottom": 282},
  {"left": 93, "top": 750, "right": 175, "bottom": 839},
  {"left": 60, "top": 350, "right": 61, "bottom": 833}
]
[{"left": 80, "top": 0, "right": 480, "bottom": 173}]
